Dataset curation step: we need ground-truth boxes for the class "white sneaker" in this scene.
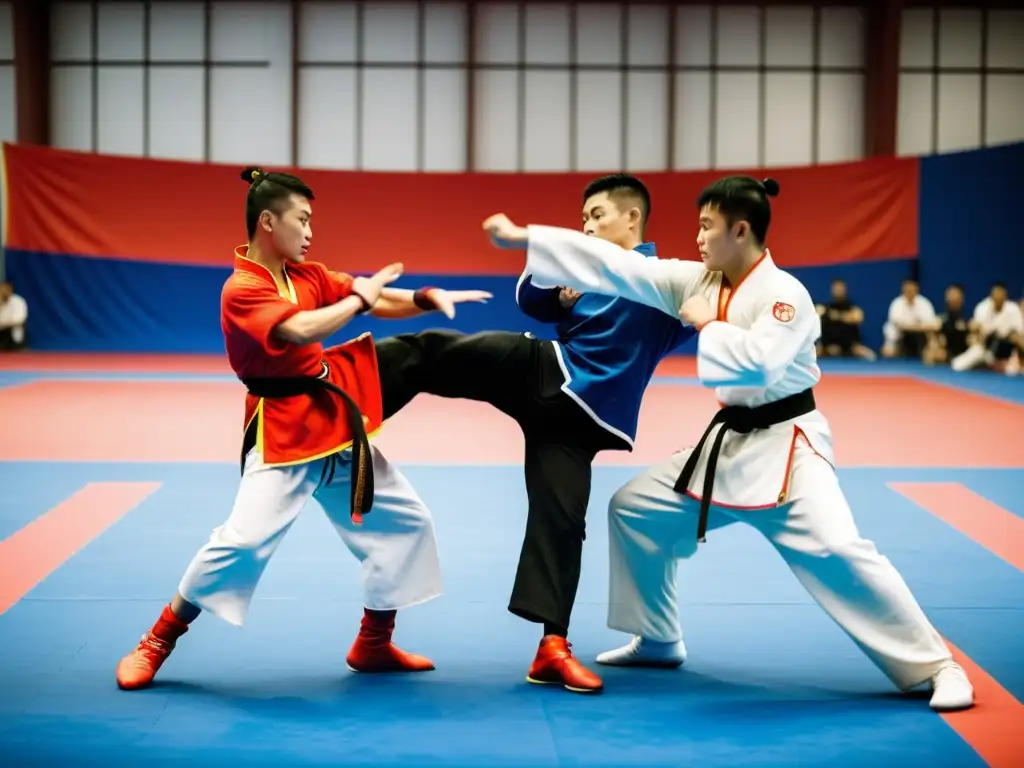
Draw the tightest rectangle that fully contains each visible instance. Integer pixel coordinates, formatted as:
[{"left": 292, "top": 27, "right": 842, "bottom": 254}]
[
  {"left": 929, "top": 661, "right": 974, "bottom": 711},
  {"left": 595, "top": 636, "right": 686, "bottom": 668}
]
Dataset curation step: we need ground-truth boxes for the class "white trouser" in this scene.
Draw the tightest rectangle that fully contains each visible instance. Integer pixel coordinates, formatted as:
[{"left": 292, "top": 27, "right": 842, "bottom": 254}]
[
  {"left": 950, "top": 342, "right": 992, "bottom": 372},
  {"left": 178, "top": 444, "right": 443, "bottom": 626},
  {"left": 606, "top": 441, "right": 953, "bottom": 691}
]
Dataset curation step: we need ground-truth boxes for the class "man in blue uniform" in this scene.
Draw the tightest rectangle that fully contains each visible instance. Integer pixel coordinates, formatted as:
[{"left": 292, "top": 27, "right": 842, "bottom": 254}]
[{"left": 376, "top": 174, "right": 694, "bottom": 693}]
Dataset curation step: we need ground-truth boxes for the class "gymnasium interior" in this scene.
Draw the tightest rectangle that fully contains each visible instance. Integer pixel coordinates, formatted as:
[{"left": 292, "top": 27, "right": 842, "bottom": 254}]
[{"left": 1, "top": 1, "right": 1022, "bottom": 765}]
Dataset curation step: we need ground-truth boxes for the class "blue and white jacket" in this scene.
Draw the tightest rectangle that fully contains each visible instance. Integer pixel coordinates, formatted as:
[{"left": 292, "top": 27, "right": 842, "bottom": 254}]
[{"left": 516, "top": 241, "right": 696, "bottom": 447}]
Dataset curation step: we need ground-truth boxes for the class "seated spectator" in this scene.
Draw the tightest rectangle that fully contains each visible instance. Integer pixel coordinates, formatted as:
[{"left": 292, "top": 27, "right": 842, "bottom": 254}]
[
  {"left": 951, "top": 282, "right": 1023, "bottom": 373},
  {"left": 882, "top": 278, "right": 935, "bottom": 358},
  {"left": 1012, "top": 295, "right": 1024, "bottom": 375},
  {"left": 1015, "top": 295, "right": 1024, "bottom": 352},
  {"left": 922, "top": 283, "right": 970, "bottom": 365},
  {"left": 0, "top": 281, "right": 28, "bottom": 352},
  {"left": 816, "top": 278, "right": 876, "bottom": 360}
]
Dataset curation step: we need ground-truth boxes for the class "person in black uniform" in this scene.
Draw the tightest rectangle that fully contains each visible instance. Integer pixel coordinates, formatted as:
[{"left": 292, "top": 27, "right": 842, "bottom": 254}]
[
  {"left": 923, "top": 283, "right": 970, "bottom": 365},
  {"left": 815, "top": 278, "right": 875, "bottom": 360}
]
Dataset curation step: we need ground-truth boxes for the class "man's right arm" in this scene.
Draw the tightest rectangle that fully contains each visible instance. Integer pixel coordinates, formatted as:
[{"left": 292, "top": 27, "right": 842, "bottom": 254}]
[
  {"left": 274, "top": 296, "right": 367, "bottom": 345},
  {"left": 270, "top": 262, "right": 401, "bottom": 345},
  {"left": 522, "top": 225, "right": 705, "bottom": 321},
  {"left": 224, "top": 279, "right": 367, "bottom": 350}
]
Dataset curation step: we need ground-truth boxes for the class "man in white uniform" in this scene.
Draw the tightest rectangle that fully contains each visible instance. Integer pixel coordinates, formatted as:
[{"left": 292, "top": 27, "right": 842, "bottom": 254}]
[
  {"left": 950, "top": 282, "right": 1023, "bottom": 373},
  {"left": 881, "top": 279, "right": 935, "bottom": 359},
  {"left": 0, "top": 281, "right": 28, "bottom": 351},
  {"left": 481, "top": 175, "right": 974, "bottom": 711}
]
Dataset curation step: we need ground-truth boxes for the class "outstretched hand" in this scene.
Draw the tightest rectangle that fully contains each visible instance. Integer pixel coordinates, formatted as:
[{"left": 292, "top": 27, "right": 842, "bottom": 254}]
[
  {"left": 420, "top": 288, "right": 493, "bottom": 319},
  {"left": 353, "top": 262, "right": 404, "bottom": 306},
  {"left": 482, "top": 213, "right": 528, "bottom": 249}
]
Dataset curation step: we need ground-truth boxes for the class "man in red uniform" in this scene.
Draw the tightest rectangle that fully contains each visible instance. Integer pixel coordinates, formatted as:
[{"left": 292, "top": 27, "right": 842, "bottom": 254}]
[{"left": 115, "top": 166, "right": 490, "bottom": 690}]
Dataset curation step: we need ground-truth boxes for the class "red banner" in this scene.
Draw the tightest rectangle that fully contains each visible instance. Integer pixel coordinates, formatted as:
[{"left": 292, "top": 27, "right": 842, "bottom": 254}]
[{"left": 1, "top": 143, "right": 918, "bottom": 274}]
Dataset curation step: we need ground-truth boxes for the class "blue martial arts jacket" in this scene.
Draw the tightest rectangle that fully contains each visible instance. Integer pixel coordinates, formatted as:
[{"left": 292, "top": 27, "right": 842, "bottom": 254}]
[{"left": 516, "top": 241, "right": 696, "bottom": 447}]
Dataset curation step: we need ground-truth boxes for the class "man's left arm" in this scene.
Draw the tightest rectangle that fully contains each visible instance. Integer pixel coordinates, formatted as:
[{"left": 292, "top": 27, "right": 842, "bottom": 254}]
[
  {"left": 321, "top": 267, "right": 491, "bottom": 320},
  {"left": 694, "top": 284, "right": 818, "bottom": 388},
  {"left": 369, "top": 287, "right": 492, "bottom": 319}
]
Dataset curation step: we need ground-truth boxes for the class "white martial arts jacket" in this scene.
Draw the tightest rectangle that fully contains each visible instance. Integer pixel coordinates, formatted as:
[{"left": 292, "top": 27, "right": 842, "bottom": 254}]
[
  {"left": 972, "top": 297, "right": 1023, "bottom": 340},
  {"left": 522, "top": 225, "right": 834, "bottom": 510}
]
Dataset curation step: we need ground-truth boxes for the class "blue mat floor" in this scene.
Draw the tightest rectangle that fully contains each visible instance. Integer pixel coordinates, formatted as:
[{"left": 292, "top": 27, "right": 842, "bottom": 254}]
[
  {"left": 1, "top": 460, "right": 1021, "bottom": 766},
  {"left": 2, "top": 359, "right": 1022, "bottom": 765}
]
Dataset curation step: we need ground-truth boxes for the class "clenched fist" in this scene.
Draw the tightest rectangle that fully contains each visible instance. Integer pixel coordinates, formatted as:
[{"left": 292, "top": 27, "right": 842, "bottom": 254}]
[
  {"left": 678, "top": 295, "right": 715, "bottom": 329},
  {"left": 559, "top": 287, "right": 582, "bottom": 308},
  {"left": 482, "top": 213, "right": 528, "bottom": 248}
]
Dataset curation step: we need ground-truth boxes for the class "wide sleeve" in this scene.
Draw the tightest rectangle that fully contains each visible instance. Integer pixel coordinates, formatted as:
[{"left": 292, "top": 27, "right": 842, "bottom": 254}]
[
  {"left": 887, "top": 297, "right": 903, "bottom": 325},
  {"left": 221, "top": 277, "right": 303, "bottom": 355},
  {"left": 318, "top": 266, "right": 355, "bottom": 305},
  {"left": 524, "top": 224, "right": 705, "bottom": 320},
  {"left": 515, "top": 272, "right": 564, "bottom": 323},
  {"left": 4, "top": 295, "right": 28, "bottom": 326},
  {"left": 695, "top": 279, "right": 818, "bottom": 388},
  {"left": 1010, "top": 302, "right": 1024, "bottom": 334},
  {"left": 917, "top": 296, "right": 937, "bottom": 323}
]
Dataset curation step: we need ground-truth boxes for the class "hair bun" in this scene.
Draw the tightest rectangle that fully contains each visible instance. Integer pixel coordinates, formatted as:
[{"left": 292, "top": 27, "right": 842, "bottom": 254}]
[
  {"left": 241, "top": 166, "right": 264, "bottom": 184},
  {"left": 761, "top": 177, "right": 780, "bottom": 197}
]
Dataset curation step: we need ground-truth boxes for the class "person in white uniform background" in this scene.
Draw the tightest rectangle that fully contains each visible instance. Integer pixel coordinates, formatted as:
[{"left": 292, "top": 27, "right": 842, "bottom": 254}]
[
  {"left": 0, "top": 281, "right": 28, "bottom": 351},
  {"left": 950, "top": 282, "right": 1023, "bottom": 374},
  {"left": 881, "top": 279, "right": 935, "bottom": 359},
  {"left": 481, "top": 175, "right": 975, "bottom": 712}
]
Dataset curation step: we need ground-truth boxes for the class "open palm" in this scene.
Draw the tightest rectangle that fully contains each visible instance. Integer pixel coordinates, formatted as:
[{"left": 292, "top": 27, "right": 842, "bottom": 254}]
[{"left": 427, "top": 289, "right": 492, "bottom": 319}]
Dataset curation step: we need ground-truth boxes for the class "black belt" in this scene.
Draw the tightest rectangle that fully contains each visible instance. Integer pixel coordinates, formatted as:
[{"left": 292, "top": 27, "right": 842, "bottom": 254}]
[
  {"left": 673, "top": 388, "right": 816, "bottom": 543},
  {"left": 240, "top": 363, "right": 374, "bottom": 525}
]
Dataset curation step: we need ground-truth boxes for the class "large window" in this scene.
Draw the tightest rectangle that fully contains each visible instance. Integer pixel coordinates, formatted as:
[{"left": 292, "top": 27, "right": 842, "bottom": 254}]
[
  {"left": 0, "top": 1, "right": 15, "bottom": 144},
  {"left": 473, "top": 4, "right": 866, "bottom": 172},
  {"left": 897, "top": 6, "right": 1024, "bottom": 156},
  {"left": 46, "top": 1, "right": 873, "bottom": 172}
]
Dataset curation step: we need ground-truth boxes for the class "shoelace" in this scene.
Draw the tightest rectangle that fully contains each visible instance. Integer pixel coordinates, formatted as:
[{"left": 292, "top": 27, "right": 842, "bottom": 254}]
[
  {"left": 547, "top": 640, "right": 575, "bottom": 661},
  {"left": 131, "top": 633, "right": 171, "bottom": 667}
]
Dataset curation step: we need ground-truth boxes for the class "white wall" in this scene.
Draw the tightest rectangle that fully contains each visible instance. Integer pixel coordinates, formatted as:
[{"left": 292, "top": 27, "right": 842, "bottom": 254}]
[
  {"left": 0, "top": 1, "right": 15, "bottom": 145},
  {"left": 41, "top": 1, "right": 1024, "bottom": 172},
  {"left": 897, "top": 6, "right": 1024, "bottom": 156}
]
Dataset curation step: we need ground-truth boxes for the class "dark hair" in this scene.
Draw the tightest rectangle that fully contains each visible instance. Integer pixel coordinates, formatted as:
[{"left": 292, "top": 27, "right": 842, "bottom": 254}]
[
  {"left": 583, "top": 173, "right": 652, "bottom": 227},
  {"left": 240, "top": 166, "right": 315, "bottom": 239},
  {"left": 696, "top": 176, "right": 779, "bottom": 246}
]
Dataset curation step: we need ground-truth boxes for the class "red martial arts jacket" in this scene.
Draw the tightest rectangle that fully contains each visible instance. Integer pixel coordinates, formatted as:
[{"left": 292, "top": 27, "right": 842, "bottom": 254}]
[{"left": 220, "top": 246, "right": 384, "bottom": 467}]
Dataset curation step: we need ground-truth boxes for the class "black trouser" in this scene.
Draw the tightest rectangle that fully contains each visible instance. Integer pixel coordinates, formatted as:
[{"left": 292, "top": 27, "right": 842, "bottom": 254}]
[
  {"left": 0, "top": 327, "right": 25, "bottom": 351},
  {"left": 899, "top": 330, "right": 927, "bottom": 358},
  {"left": 820, "top": 319, "right": 860, "bottom": 355},
  {"left": 375, "top": 329, "right": 627, "bottom": 633},
  {"left": 983, "top": 332, "right": 1016, "bottom": 361}
]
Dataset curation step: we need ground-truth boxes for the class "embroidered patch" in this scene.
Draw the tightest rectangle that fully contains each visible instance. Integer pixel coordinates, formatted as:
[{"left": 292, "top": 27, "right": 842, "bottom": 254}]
[{"left": 772, "top": 301, "right": 796, "bottom": 322}]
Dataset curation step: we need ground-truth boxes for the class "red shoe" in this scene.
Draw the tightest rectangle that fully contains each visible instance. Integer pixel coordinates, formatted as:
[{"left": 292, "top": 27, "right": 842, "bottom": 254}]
[
  {"left": 116, "top": 604, "right": 189, "bottom": 690},
  {"left": 527, "top": 635, "right": 603, "bottom": 694},
  {"left": 345, "top": 609, "right": 435, "bottom": 674}
]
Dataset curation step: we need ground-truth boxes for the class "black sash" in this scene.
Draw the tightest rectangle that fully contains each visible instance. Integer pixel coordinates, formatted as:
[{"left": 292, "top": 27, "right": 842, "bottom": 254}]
[
  {"left": 673, "top": 389, "right": 816, "bottom": 543},
  {"left": 240, "top": 364, "right": 374, "bottom": 525}
]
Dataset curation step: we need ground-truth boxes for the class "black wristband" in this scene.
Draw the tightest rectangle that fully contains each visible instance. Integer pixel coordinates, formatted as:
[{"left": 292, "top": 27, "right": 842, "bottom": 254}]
[{"left": 413, "top": 287, "right": 438, "bottom": 311}]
